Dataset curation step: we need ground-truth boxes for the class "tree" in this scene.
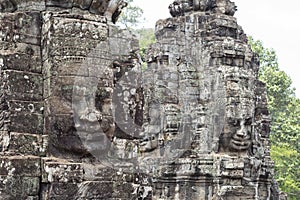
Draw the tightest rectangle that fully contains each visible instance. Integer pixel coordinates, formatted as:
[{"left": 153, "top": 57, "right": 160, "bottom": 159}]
[
  {"left": 135, "top": 28, "right": 155, "bottom": 62},
  {"left": 116, "top": 1, "right": 155, "bottom": 69},
  {"left": 249, "top": 37, "right": 300, "bottom": 199},
  {"left": 271, "top": 139, "right": 300, "bottom": 197},
  {"left": 117, "top": 0, "right": 144, "bottom": 28}
]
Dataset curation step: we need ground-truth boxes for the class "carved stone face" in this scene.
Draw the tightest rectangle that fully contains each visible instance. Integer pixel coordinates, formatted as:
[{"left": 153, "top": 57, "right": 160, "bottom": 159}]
[
  {"left": 220, "top": 75, "right": 255, "bottom": 153},
  {"left": 221, "top": 117, "right": 252, "bottom": 152}
]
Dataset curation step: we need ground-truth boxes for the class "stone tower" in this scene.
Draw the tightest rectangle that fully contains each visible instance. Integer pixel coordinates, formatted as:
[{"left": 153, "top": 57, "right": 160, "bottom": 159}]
[{"left": 0, "top": 0, "right": 285, "bottom": 199}]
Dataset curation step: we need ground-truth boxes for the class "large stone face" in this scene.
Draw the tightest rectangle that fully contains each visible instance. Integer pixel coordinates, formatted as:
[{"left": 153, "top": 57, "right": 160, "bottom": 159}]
[{"left": 0, "top": 0, "right": 286, "bottom": 199}]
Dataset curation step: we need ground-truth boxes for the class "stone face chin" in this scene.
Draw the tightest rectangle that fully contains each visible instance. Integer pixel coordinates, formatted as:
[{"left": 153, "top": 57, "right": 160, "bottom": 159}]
[{"left": 0, "top": 0, "right": 286, "bottom": 199}]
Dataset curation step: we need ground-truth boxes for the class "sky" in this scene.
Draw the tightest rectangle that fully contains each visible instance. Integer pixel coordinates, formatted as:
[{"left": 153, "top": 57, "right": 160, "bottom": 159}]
[{"left": 132, "top": 0, "right": 300, "bottom": 98}]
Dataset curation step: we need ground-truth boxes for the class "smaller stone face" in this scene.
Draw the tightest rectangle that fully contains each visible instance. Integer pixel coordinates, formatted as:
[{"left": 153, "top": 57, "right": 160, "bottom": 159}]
[{"left": 221, "top": 118, "right": 252, "bottom": 152}]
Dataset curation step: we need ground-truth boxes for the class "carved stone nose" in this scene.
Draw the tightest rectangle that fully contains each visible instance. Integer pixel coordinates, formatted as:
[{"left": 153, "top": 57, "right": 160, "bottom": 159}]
[
  {"left": 236, "top": 130, "right": 243, "bottom": 137},
  {"left": 236, "top": 120, "right": 247, "bottom": 137},
  {"left": 236, "top": 127, "right": 246, "bottom": 137}
]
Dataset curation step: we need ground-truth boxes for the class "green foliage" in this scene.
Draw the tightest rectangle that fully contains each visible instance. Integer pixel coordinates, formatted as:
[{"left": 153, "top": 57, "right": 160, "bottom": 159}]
[
  {"left": 249, "top": 37, "right": 300, "bottom": 199},
  {"left": 271, "top": 144, "right": 300, "bottom": 198},
  {"left": 117, "top": 0, "right": 144, "bottom": 28},
  {"left": 134, "top": 28, "right": 155, "bottom": 63},
  {"left": 116, "top": 1, "right": 155, "bottom": 70},
  {"left": 248, "top": 37, "right": 295, "bottom": 115}
]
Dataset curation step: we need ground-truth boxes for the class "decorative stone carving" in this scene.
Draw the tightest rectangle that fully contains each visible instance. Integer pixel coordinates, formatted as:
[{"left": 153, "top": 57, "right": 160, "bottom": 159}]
[
  {"left": 0, "top": 0, "right": 127, "bottom": 22},
  {"left": 0, "top": 0, "right": 287, "bottom": 199},
  {"left": 169, "top": 0, "right": 237, "bottom": 17}
]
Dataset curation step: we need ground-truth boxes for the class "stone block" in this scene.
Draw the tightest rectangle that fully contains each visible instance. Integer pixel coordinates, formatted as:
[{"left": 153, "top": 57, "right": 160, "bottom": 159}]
[
  {"left": 0, "top": 131, "right": 10, "bottom": 151},
  {"left": 14, "top": 0, "right": 46, "bottom": 11},
  {"left": 43, "top": 57, "right": 89, "bottom": 77},
  {"left": 0, "top": 156, "right": 41, "bottom": 177},
  {"left": 87, "top": 58, "right": 114, "bottom": 78},
  {"left": 43, "top": 58, "right": 112, "bottom": 90},
  {"left": 109, "top": 37, "right": 136, "bottom": 57},
  {"left": 83, "top": 163, "right": 115, "bottom": 181},
  {"left": 112, "top": 182, "right": 135, "bottom": 198},
  {"left": 1, "top": 70, "right": 43, "bottom": 101},
  {"left": 0, "top": 176, "right": 40, "bottom": 198},
  {"left": 209, "top": 26, "right": 238, "bottom": 38},
  {"left": 221, "top": 170, "right": 244, "bottom": 178},
  {"left": 42, "top": 37, "right": 107, "bottom": 61},
  {"left": 44, "top": 56, "right": 113, "bottom": 81},
  {"left": 218, "top": 186, "right": 256, "bottom": 199},
  {"left": 0, "top": 43, "right": 42, "bottom": 73},
  {"left": 222, "top": 158, "right": 244, "bottom": 169},
  {"left": 42, "top": 159, "right": 83, "bottom": 183},
  {"left": 9, "top": 133, "right": 47, "bottom": 156},
  {"left": 8, "top": 101, "right": 44, "bottom": 134},
  {"left": 0, "top": 12, "right": 41, "bottom": 45},
  {"left": 76, "top": 181, "right": 113, "bottom": 199},
  {"left": 41, "top": 182, "right": 78, "bottom": 199},
  {"left": 209, "top": 16, "right": 238, "bottom": 29}
]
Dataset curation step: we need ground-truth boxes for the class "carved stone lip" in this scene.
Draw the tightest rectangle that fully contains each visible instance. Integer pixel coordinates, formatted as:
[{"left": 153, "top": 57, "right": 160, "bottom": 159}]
[
  {"left": 230, "top": 139, "right": 251, "bottom": 150},
  {"left": 232, "top": 134, "right": 251, "bottom": 141},
  {"left": 231, "top": 140, "right": 250, "bottom": 146}
]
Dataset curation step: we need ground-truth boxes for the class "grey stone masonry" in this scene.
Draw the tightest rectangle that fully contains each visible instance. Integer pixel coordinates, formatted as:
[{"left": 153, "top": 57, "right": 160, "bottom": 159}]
[{"left": 0, "top": 0, "right": 286, "bottom": 199}]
